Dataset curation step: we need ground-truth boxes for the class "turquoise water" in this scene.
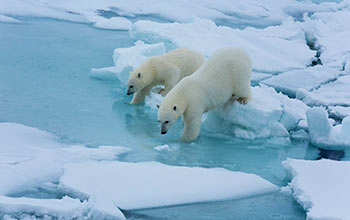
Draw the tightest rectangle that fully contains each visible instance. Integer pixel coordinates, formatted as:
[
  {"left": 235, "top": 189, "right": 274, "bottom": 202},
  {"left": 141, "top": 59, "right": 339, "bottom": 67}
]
[{"left": 0, "top": 19, "right": 318, "bottom": 219}]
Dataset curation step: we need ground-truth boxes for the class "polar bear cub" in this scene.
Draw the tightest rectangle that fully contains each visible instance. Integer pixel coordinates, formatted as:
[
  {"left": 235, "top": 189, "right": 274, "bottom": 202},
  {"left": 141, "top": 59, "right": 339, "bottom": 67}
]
[
  {"left": 157, "top": 47, "right": 252, "bottom": 142},
  {"left": 126, "top": 48, "right": 204, "bottom": 104}
]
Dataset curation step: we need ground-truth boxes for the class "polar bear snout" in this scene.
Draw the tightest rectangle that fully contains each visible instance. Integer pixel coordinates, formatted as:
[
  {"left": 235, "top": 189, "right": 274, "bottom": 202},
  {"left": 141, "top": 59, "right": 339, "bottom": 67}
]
[
  {"left": 160, "top": 122, "right": 169, "bottom": 134},
  {"left": 127, "top": 85, "right": 135, "bottom": 95}
]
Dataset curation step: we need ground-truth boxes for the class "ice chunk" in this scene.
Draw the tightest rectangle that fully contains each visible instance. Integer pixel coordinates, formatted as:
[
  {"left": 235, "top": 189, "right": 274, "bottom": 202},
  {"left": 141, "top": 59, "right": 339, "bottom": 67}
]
[
  {"left": 154, "top": 144, "right": 174, "bottom": 151},
  {"left": 329, "top": 106, "right": 350, "bottom": 120},
  {"left": 0, "top": 195, "right": 89, "bottom": 219},
  {"left": 0, "top": 122, "right": 129, "bottom": 195},
  {"left": 59, "top": 161, "right": 277, "bottom": 210},
  {"left": 0, "top": 195, "right": 125, "bottom": 220},
  {"left": 93, "top": 17, "right": 132, "bottom": 30},
  {"left": 204, "top": 85, "right": 309, "bottom": 139},
  {"left": 131, "top": 18, "right": 314, "bottom": 73},
  {"left": 290, "top": 130, "right": 309, "bottom": 140},
  {"left": 91, "top": 41, "right": 166, "bottom": 85},
  {"left": 262, "top": 66, "right": 340, "bottom": 97},
  {"left": 302, "top": 75, "right": 350, "bottom": 106},
  {"left": 283, "top": 158, "right": 350, "bottom": 220},
  {"left": 306, "top": 107, "right": 334, "bottom": 146},
  {"left": 306, "top": 107, "right": 350, "bottom": 148}
]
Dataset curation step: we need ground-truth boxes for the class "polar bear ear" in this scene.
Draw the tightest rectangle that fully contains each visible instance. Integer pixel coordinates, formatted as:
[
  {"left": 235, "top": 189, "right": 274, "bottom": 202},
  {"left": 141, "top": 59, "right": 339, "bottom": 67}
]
[
  {"left": 137, "top": 73, "right": 141, "bottom": 78},
  {"left": 173, "top": 106, "right": 177, "bottom": 111},
  {"left": 156, "top": 104, "right": 160, "bottom": 109}
]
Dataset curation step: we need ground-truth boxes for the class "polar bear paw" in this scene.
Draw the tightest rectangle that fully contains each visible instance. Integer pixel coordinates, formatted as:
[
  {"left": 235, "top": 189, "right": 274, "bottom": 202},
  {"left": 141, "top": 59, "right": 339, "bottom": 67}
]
[{"left": 237, "top": 97, "right": 249, "bottom": 105}]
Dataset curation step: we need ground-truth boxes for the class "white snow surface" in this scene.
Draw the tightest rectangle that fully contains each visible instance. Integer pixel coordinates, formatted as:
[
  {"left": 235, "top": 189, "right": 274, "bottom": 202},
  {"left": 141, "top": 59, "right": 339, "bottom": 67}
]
[
  {"left": 301, "top": 75, "right": 350, "bottom": 106},
  {"left": 131, "top": 18, "right": 314, "bottom": 73},
  {"left": 93, "top": 17, "right": 132, "bottom": 30},
  {"left": 0, "top": 122, "right": 129, "bottom": 195},
  {"left": 283, "top": 158, "right": 350, "bottom": 220},
  {"left": 306, "top": 107, "right": 350, "bottom": 148},
  {"left": 0, "top": 195, "right": 125, "bottom": 220},
  {"left": 0, "top": 0, "right": 340, "bottom": 28},
  {"left": 262, "top": 65, "right": 341, "bottom": 97},
  {"left": 329, "top": 106, "right": 350, "bottom": 120},
  {"left": 59, "top": 160, "right": 278, "bottom": 210}
]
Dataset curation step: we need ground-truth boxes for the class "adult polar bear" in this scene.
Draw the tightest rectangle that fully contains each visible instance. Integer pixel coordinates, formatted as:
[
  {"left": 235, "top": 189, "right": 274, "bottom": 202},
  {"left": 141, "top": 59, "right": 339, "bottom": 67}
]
[
  {"left": 158, "top": 47, "right": 252, "bottom": 142},
  {"left": 126, "top": 48, "right": 204, "bottom": 104}
]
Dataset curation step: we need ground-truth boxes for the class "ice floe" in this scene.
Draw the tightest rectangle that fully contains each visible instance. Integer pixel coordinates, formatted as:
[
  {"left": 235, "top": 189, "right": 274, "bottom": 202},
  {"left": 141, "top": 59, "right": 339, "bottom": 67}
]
[
  {"left": 306, "top": 107, "right": 350, "bottom": 148},
  {"left": 262, "top": 65, "right": 341, "bottom": 97},
  {"left": 91, "top": 41, "right": 165, "bottom": 84},
  {"left": 131, "top": 17, "right": 314, "bottom": 73},
  {"left": 329, "top": 106, "right": 350, "bottom": 120},
  {"left": 303, "top": 9, "right": 350, "bottom": 69},
  {"left": 0, "top": 122, "right": 129, "bottom": 195},
  {"left": 59, "top": 161, "right": 277, "bottom": 210},
  {"left": 93, "top": 17, "right": 132, "bottom": 30},
  {"left": 203, "top": 85, "right": 309, "bottom": 139},
  {"left": 283, "top": 158, "right": 350, "bottom": 220},
  {"left": 0, "top": 195, "right": 125, "bottom": 220},
  {"left": 301, "top": 75, "right": 350, "bottom": 106},
  {"left": 0, "top": 0, "right": 339, "bottom": 28}
]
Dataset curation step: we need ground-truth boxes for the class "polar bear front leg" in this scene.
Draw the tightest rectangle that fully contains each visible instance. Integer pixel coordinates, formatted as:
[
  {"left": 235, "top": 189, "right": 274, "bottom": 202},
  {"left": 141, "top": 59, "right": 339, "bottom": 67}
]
[
  {"left": 181, "top": 110, "right": 202, "bottom": 142},
  {"left": 130, "top": 85, "right": 153, "bottom": 104},
  {"left": 160, "top": 65, "right": 180, "bottom": 96}
]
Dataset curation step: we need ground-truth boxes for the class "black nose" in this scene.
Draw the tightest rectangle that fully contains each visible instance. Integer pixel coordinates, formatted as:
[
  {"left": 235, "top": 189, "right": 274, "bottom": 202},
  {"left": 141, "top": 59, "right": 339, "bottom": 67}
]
[
  {"left": 161, "top": 131, "right": 167, "bottom": 135},
  {"left": 127, "top": 87, "right": 134, "bottom": 95}
]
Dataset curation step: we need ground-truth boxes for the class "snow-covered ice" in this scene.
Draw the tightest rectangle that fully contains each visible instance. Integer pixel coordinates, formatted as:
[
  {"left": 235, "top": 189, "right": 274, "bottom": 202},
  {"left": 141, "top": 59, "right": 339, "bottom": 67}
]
[
  {"left": 131, "top": 18, "right": 314, "bottom": 73},
  {"left": 93, "top": 17, "right": 132, "bottom": 30},
  {"left": 0, "top": 123, "right": 129, "bottom": 195},
  {"left": 91, "top": 41, "right": 165, "bottom": 84},
  {"left": 283, "top": 158, "right": 350, "bottom": 220},
  {"left": 59, "top": 161, "right": 277, "bottom": 210},
  {"left": 303, "top": 9, "right": 350, "bottom": 69},
  {"left": 301, "top": 75, "right": 350, "bottom": 106},
  {"left": 0, "top": 0, "right": 339, "bottom": 28},
  {"left": 0, "top": 195, "right": 125, "bottom": 220},
  {"left": 329, "top": 106, "right": 350, "bottom": 120},
  {"left": 306, "top": 107, "right": 350, "bottom": 148},
  {"left": 202, "top": 85, "right": 309, "bottom": 139},
  {"left": 262, "top": 65, "right": 341, "bottom": 97}
]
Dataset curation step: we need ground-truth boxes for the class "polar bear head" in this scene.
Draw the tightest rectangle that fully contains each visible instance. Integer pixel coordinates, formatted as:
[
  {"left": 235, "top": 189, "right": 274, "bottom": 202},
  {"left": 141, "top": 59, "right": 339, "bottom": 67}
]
[
  {"left": 157, "top": 92, "right": 186, "bottom": 135},
  {"left": 127, "top": 59, "right": 155, "bottom": 95}
]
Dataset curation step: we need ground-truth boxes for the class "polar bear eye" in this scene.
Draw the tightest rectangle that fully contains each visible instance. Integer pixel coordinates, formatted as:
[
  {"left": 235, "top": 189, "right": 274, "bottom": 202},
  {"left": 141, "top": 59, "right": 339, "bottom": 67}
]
[
  {"left": 137, "top": 73, "right": 141, "bottom": 78},
  {"left": 165, "top": 121, "right": 169, "bottom": 124},
  {"left": 129, "top": 85, "right": 134, "bottom": 88}
]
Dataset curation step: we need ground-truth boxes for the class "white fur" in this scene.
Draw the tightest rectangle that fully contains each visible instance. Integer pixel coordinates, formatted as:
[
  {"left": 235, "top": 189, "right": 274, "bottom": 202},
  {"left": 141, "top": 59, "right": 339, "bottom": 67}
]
[
  {"left": 158, "top": 47, "right": 252, "bottom": 142},
  {"left": 127, "top": 48, "right": 204, "bottom": 104}
]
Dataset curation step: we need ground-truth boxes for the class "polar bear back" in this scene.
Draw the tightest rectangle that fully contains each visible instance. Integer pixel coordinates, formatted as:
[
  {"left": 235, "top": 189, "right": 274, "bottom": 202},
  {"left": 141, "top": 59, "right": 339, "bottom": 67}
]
[
  {"left": 177, "top": 47, "right": 252, "bottom": 111},
  {"left": 156, "top": 48, "right": 205, "bottom": 78}
]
